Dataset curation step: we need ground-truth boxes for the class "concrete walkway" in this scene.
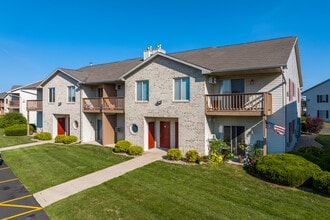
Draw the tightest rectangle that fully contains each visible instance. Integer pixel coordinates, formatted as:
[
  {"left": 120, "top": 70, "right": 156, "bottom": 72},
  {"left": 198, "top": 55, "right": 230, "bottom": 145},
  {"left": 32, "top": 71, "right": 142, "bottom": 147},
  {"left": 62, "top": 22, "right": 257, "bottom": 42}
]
[
  {"left": 1, "top": 140, "right": 53, "bottom": 151},
  {"left": 33, "top": 148, "right": 166, "bottom": 208}
]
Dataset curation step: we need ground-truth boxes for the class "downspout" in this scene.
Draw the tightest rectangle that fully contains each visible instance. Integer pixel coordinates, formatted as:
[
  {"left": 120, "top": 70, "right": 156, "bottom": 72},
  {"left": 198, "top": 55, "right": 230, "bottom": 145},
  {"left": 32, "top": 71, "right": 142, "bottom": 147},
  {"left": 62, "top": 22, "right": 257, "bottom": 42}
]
[
  {"left": 281, "top": 66, "right": 287, "bottom": 152},
  {"left": 79, "top": 83, "right": 83, "bottom": 142}
]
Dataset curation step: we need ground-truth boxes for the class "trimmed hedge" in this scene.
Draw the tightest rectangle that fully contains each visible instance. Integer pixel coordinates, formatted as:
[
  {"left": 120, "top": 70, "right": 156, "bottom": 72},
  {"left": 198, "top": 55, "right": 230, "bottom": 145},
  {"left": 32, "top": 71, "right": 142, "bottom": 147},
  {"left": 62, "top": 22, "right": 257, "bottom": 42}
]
[
  {"left": 313, "top": 171, "right": 330, "bottom": 195},
  {"left": 34, "top": 132, "right": 52, "bottom": 140},
  {"left": 4, "top": 124, "right": 34, "bottom": 136},
  {"left": 292, "top": 146, "right": 329, "bottom": 171},
  {"left": 128, "top": 145, "right": 144, "bottom": 156},
  {"left": 185, "top": 150, "right": 200, "bottom": 163},
  {"left": 55, "top": 135, "right": 78, "bottom": 144},
  {"left": 114, "top": 140, "right": 132, "bottom": 153},
  {"left": 256, "top": 154, "right": 322, "bottom": 187},
  {"left": 167, "top": 148, "right": 183, "bottom": 161}
]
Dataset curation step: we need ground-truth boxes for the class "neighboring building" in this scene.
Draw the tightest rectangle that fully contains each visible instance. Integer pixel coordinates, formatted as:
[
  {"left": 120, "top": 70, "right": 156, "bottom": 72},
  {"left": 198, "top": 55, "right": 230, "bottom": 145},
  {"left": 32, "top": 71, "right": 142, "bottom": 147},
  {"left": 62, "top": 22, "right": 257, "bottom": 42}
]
[
  {"left": 302, "top": 79, "right": 330, "bottom": 122},
  {"left": 0, "top": 92, "right": 6, "bottom": 115},
  {"left": 5, "top": 81, "right": 42, "bottom": 126},
  {"left": 28, "top": 36, "right": 302, "bottom": 155}
]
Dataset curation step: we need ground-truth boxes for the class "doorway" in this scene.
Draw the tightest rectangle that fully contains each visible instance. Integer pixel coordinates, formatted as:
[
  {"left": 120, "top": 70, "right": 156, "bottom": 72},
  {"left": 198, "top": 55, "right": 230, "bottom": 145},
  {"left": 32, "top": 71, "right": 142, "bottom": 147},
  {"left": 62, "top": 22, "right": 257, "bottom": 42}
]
[
  {"left": 57, "top": 117, "right": 66, "bottom": 135},
  {"left": 224, "top": 126, "right": 245, "bottom": 155},
  {"left": 160, "top": 121, "right": 171, "bottom": 148}
]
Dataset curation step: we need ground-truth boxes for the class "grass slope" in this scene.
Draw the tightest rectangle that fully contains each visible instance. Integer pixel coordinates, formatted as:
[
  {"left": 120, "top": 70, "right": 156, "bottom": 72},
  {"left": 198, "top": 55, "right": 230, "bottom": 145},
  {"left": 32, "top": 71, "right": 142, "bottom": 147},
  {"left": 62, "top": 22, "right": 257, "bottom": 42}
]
[
  {"left": 46, "top": 161, "right": 330, "bottom": 220},
  {"left": 1, "top": 144, "right": 131, "bottom": 193},
  {"left": 0, "top": 128, "right": 34, "bottom": 147}
]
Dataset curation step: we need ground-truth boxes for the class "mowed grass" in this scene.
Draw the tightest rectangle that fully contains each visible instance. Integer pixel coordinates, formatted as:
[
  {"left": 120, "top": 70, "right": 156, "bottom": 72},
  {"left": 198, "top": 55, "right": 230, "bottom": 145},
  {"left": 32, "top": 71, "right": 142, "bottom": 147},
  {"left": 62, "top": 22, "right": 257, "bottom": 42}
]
[
  {"left": 45, "top": 161, "right": 330, "bottom": 220},
  {"left": 1, "top": 144, "right": 131, "bottom": 193},
  {"left": 324, "top": 122, "right": 330, "bottom": 129},
  {"left": 0, "top": 128, "right": 34, "bottom": 147}
]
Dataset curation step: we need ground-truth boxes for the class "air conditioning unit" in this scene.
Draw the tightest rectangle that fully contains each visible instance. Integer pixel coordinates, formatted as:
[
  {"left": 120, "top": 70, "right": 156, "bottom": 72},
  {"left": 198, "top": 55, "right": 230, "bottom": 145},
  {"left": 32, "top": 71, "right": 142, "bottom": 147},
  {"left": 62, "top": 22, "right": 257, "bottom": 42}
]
[
  {"left": 115, "top": 84, "right": 122, "bottom": 90},
  {"left": 208, "top": 77, "right": 216, "bottom": 84},
  {"left": 115, "top": 127, "right": 123, "bottom": 132}
]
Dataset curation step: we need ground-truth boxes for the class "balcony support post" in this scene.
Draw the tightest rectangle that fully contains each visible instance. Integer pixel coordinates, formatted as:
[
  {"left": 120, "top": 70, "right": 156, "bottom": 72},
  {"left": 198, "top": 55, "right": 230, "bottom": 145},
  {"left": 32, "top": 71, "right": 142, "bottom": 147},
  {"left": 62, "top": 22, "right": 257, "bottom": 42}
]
[{"left": 262, "top": 114, "right": 267, "bottom": 156}]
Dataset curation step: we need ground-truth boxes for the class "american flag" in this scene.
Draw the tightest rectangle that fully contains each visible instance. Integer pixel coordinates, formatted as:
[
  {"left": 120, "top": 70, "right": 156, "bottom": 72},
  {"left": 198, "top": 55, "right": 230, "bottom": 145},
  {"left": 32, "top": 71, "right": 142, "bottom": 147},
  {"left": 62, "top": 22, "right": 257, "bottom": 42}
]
[{"left": 266, "top": 120, "right": 286, "bottom": 136}]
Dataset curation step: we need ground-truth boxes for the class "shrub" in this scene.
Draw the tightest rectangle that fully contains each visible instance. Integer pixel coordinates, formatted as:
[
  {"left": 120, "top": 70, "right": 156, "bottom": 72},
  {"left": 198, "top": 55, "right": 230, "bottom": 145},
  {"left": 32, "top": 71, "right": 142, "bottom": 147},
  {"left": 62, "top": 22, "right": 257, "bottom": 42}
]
[
  {"left": 128, "top": 145, "right": 144, "bottom": 156},
  {"left": 210, "top": 153, "right": 223, "bottom": 166},
  {"left": 297, "top": 146, "right": 324, "bottom": 157},
  {"left": 185, "top": 150, "right": 200, "bottom": 163},
  {"left": 114, "top": 140, "right": 132, "bottom": 153},
  {"left": 63, "top": 135, "right": 78, "bottom": 144},
  {"left": 167, "top": 148, "right": 183, "bottom": 160},
  {"left": 313, "top": 171, "right": 330, "bottom": 195},
  {"left": 55, "top": 135, "right": 78, "bottom": 144},
  {"left": 0, "top": 112, "right": 27, "bottom": 128},
  {"left": 55, "top": 135, "right": 66, "bottom": 143},
  {"left": 4, "top": 124, "right": 33, "bottom": 136},
  {"left": 34, "top": 132, "right": 52, "bottom": 140},
  {"left": 209, "top": 139, "right": 230, "bottom": 154},
  {"left": 305, "top": 117, "right": 324, "bottom": 134},
  {"left": 256, "top": 154, "right": 322, "bottom": 187}
]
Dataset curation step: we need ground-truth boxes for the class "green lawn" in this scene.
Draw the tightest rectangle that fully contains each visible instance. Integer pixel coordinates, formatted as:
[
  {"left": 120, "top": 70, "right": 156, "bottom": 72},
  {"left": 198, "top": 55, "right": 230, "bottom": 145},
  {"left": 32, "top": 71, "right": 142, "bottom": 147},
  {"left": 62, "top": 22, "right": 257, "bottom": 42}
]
[
  {"left": 45, "top": 161, "right": 330, "bottom": 220},
  {"left": 0, "top": 128, "right": 34, "bottom": 147},
  {"left": 1, "top": 144, "right": 131, "bottom": 193},
  {"left": 324, "top": 122, "right": 330, "bottom": 129}
]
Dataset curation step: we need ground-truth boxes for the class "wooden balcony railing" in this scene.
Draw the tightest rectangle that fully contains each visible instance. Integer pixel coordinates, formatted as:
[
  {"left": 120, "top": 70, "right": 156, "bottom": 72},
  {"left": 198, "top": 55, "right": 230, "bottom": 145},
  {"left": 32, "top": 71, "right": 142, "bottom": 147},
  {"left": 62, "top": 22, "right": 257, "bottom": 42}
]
[
  {"left": 83, "top": 97, "right": 124, "bottom": 113},
  {"left": 0, "top": 101, "right": 4, "bottom": 108},
  {"left": 26, "top": 100, "right": 43, "bottom": 111},
  {"left": 9, "top": 100, "right": 20, "bottom": 109},
  {"left": 205, "top": 92, "right": 272, "bottom": 116}
]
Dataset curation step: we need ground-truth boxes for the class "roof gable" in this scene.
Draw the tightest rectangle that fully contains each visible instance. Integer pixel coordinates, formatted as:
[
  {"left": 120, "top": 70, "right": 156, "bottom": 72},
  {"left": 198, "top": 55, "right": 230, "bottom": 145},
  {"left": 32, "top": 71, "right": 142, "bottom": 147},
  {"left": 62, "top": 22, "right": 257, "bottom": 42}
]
[{"left": 302, "top": 78, "right": 330, "bottom": 94}]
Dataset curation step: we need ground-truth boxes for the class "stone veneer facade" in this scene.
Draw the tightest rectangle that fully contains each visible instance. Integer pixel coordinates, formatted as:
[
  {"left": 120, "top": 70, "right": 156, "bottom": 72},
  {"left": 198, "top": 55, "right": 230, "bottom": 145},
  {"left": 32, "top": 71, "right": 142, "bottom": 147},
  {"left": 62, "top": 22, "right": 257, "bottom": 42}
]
[{"left": 125, "top": 56, "right": 208, "bottom": 155}]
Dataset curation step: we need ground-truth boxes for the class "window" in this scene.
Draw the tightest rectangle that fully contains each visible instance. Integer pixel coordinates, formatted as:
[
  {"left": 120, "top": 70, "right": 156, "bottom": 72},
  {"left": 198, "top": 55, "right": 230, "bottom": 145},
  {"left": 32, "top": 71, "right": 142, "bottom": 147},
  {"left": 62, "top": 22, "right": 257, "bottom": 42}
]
[
  {"left": 317, "top": 110, "right": 329, "bottom": 119},
  {"left": 174, "top": 77, "right": 190, "bottom": 101},
  {"left": 68, "top": 86, "right": 76, "bottom": 102},
  {"left": 136, "top": 80, "right": 149, "bottom": 101},
  {"left": 49, "top": 87, "right": 55, "bottom": 103},
  {"left": 130, "top": 123, "right": 138, "bottom": 134},
  {"left": 289, "top": 120, "right": 295, "bottom": 143},
  {"left": 317, "top": 95, "right": 329, "bottom": 103},
  {"left": 97, "top": 88, "right": 103, "bottom": 98}
]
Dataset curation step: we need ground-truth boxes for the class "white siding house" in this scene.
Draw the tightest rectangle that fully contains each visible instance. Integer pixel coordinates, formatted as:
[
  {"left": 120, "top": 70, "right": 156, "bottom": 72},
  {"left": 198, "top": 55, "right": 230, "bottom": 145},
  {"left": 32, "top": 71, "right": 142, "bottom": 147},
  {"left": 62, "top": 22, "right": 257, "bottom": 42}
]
[{"left": 303, "top": 79, "right": 330, "bottom": 122}]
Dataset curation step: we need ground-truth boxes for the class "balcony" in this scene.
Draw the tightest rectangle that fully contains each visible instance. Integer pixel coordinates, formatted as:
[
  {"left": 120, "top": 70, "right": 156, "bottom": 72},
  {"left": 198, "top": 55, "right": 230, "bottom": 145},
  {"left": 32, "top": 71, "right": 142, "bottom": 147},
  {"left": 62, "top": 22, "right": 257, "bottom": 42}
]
[
  {"left": 26, "top": 100, "right": 43, "bottom": 111},
  {"left": 83, "top": 97, "right": 124, "bottom": 113},
  {"left": 9, "top": 100, "right": 20, "bottom": 109},
  {"left": 205, "top": 92, "right": 272, "bottom": 116}
]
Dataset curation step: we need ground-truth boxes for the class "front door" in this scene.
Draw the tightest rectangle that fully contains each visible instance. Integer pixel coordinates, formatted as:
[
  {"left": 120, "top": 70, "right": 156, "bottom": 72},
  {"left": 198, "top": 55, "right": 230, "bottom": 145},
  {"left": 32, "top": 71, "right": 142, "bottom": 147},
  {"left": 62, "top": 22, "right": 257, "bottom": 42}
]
[
  {"left": 160, "top": 121, "right": 170, "bottom": 148},
  {"left": 57, "top": 118, "right": 66, "bottom": 135},
  {"left": 148, "top": 122, "right": 155, "bottom": 149}
]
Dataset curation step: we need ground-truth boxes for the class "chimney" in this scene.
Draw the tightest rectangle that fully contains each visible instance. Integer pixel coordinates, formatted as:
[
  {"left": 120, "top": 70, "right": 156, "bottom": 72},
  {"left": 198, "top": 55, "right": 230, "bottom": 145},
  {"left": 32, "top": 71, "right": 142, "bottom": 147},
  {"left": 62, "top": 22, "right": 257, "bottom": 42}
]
[{"left": 143, "top": 44, "right": 166, "bottom": 60}]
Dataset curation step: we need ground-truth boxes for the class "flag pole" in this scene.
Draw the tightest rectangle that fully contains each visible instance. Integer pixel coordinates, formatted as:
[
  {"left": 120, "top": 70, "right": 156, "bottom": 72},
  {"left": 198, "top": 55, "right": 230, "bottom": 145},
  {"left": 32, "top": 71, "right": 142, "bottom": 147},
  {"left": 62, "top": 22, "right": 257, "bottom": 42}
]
[{"left": 263, "top": 114, "right": 267, "bottom": 156}]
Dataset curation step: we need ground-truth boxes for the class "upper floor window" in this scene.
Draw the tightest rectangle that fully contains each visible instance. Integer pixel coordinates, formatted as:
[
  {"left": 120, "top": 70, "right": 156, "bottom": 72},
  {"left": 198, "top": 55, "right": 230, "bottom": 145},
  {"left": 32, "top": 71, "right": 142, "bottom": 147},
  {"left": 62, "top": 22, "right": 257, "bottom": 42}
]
[
  {"left": 174, "top": 77, "right": 190, "bottom": 101},
  {"left": 97, "top": 88, "right": 103, "bottom": 98},
  {"left": 68, "top": 86, "right": 76, "bottom": 102},
  {"left": 136, "top": 80, "right": 149, "bottom": 101},
  {"left": 317, "top": 94, "right": 328, "bottom": 103},
  {"left": 49, "top": 87, "right": 55, "bottom": 103}
]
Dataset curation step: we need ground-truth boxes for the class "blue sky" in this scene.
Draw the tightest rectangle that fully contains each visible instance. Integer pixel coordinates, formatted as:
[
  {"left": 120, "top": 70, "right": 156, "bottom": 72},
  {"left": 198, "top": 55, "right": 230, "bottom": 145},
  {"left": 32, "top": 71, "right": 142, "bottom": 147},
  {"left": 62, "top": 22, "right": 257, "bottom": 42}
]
[{"left": 0, "top": 0, "right": 329, "bottom": 92}]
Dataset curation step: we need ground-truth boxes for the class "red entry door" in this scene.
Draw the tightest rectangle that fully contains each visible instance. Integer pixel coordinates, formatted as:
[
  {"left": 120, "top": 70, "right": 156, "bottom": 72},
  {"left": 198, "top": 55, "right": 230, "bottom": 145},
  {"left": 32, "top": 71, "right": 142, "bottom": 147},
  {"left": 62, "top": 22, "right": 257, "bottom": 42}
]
[
  {"left": 57, "top": 118, "right": 66, "bottom": 135},
  {"left": 148, "top": 122, "right": 155, "bottom": 149},
  {"left": 160, "top": 121, "right": 170, "bottom": 148}
]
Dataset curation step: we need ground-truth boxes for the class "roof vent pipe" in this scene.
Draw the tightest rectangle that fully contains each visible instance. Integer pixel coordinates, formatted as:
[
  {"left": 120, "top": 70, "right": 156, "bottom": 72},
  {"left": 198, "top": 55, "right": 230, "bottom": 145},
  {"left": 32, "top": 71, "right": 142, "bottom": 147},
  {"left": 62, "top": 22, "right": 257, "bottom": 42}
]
[{"left": 143, "top": 44, "right": 166, "bottom": 60}]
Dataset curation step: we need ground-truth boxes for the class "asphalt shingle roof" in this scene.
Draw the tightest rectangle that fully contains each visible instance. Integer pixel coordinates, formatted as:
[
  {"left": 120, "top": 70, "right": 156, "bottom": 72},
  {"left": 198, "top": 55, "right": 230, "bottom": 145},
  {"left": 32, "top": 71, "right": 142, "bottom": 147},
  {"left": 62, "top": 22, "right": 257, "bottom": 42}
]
[{"left": 53, "top": 36, "right": 298, "bottom": 84}]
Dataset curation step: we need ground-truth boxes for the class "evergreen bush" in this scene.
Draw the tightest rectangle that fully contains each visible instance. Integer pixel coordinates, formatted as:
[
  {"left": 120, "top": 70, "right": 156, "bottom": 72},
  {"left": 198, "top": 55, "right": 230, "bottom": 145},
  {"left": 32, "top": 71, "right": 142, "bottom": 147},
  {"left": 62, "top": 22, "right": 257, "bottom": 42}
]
[
  {"left": 313, "top": 171, "right": 330, "bottom": 195},
  {"left": 114, "top": 140, "right": 132, "bottom": 153},
  {"left": 55, "top": 135, "right": 78, "bottom": 144},
  {"left": 256, "top": 154, "right": 322, "bottom": 187},
  {"left": 128, "top": 145, "right": 144, "bottom": 156},
  {"left": 167, "top": 148, "right": 183, "bottom": 160},
  {"left": 185, "top": 150, "right": 200, "bottom": 163},
  {"left": 0, "top": 112, "right": 26, "bottom": 128},
  {"left": 4, "top": 124, "right": 33, "bottom": 136},
  {"left": 34, "top": 132, "right": 52, "bottom": 140}
]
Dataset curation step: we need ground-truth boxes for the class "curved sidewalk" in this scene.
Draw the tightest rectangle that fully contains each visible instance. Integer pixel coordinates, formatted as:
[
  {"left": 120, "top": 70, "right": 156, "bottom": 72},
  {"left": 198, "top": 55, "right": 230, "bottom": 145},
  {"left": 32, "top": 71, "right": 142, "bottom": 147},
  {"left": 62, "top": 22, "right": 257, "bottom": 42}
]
[{"left": 33, "top": 148, "right": 166, "bottom": 208}]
